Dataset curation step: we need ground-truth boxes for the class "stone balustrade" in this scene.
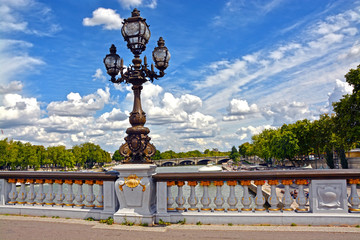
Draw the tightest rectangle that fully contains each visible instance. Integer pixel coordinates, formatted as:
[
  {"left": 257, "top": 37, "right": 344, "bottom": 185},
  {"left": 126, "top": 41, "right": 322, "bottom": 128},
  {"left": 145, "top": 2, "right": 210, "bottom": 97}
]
[
  {"left": 1, "top": 168, "right": 360, "bottom": 225},
  {"left": 154, "top": 169, "right": 360, "bottom": 225},
  {"left": 0, "top": 171, "right": 118, "bottom": 220}
]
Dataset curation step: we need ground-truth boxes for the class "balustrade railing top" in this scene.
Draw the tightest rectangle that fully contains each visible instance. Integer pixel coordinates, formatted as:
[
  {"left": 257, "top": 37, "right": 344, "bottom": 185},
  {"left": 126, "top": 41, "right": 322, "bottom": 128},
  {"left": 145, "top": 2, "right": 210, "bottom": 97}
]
[
  {"left": 0, "top": 171, "right": 118, "bottom": 181},
  {"left": 153, "top": 169, "right": 360, "bottom": 181}
]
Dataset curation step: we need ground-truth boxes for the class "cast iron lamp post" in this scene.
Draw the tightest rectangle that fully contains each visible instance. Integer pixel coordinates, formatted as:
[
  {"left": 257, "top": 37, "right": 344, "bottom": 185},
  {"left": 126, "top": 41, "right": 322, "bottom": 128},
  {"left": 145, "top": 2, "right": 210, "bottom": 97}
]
[{"left": 103, "top": 9, "right": 170, "bottom": 164}]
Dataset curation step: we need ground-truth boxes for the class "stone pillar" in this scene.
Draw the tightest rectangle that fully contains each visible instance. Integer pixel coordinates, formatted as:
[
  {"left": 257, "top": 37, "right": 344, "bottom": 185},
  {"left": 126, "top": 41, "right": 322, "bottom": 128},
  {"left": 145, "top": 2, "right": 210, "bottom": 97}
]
[
  {"left": 309, "top": 179, "right": 348, "bottom": 213},
  {"left": 113, "top": 164, "right": 156, "bottom": 225}
]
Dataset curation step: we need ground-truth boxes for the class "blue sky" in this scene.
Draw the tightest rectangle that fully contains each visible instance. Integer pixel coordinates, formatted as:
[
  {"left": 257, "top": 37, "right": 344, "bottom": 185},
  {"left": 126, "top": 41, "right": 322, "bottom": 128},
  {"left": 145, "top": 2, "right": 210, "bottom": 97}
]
[{"left": 0, "top": 0, "right": 359, "bottom": 153}]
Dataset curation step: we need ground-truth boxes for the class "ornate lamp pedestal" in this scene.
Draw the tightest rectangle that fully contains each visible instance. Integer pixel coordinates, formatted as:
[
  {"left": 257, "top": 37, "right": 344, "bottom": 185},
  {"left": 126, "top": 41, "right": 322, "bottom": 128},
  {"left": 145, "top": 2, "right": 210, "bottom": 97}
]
[
  {"left": 103, "top": 9, "right": 170, "bottom": 224},
  {"left": 113, "top": 164, "right": 157, "bottom": 225}
]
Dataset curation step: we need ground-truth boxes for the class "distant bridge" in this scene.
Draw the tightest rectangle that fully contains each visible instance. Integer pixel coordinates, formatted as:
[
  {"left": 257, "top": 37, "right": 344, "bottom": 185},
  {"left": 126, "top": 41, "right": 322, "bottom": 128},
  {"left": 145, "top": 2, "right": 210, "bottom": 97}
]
[{"left": 153, "top": 156, "right": 230, "bottom": 166}]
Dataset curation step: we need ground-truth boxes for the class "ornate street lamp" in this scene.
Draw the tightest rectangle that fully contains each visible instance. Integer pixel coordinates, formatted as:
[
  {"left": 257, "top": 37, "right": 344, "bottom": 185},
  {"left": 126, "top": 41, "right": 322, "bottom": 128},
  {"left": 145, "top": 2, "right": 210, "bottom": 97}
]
[{"left": 103, "top": 9, "right": 170, "bottom": 164}]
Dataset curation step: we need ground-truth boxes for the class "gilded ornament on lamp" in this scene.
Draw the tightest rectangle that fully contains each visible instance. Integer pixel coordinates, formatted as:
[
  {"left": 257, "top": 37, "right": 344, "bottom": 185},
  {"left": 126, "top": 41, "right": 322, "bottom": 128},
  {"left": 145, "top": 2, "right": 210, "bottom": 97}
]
[
  {"left": 200, "top": 181, "right": 211, "bottom": 186},
  {"left": 240, "top": 180, "right": 251, "bottom": 186},
  {"left": 187, "top": 181, "right": 197, "bottom": 186},
  {"left": 254, "top": 180, "right": 265, "bottom": 185},
  {"left": 268, "top": 180, "right": 278, "bottom": 185},
  {"left": 227, "top": 180, "right": 237, "bottom": 186}
]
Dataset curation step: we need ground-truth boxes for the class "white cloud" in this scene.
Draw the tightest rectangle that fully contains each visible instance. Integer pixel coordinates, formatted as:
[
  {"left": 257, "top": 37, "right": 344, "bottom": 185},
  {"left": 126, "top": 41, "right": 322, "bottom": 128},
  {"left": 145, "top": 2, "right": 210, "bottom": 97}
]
[
  {"left": 223, "top": 99, "right": 258, "bottom": 121},
  {"left": 83, "top": 8, "right": 123, "bottom": 30},
  {"left": 236, "top": 125, "right": 274, "bottom": 140},
  {"left": 338, "top": 42, "right": 360, "bottom": 59},
  {"left": 0, "top": 0, "right": 60, "bottom": 35},
  {"left": 47, "top": 87, "right": 110, "bottom": 116},
  {"left": 262, "top": 101, "right": 314, "bottom": 126},
  {"left": 327, "top": 79, "right": 353, "bottom": 112},
  {"left": 118, "top": 0, "right": 157, "bottom": 9},
  {"left": 92, "top": 68, "right": 107, "bottom": 82},
  {"left": 0, "top": 93, "right": 41, "bottom": 128},
  {"left": 0, "top": 39, "right": 44, "bottom": 85},
  {"left": 0, "top": 81, "right": 22, "bottom": 94}
]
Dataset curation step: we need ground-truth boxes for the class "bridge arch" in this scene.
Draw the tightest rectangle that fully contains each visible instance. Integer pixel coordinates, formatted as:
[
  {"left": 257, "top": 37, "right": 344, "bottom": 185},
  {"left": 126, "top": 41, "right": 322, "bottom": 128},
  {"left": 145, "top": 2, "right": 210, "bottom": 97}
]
[
  {"left": 197, "top": 159, "right": 212, "bottom": 165},
  {"left": 217, "top": 158, "right": 230, "bottom": 164},
  {"left": 160, "top": 161, "right": 176, "bottom": 167},
  {"left": 179, "top": 160, "right": 195, "bottom": 165}
]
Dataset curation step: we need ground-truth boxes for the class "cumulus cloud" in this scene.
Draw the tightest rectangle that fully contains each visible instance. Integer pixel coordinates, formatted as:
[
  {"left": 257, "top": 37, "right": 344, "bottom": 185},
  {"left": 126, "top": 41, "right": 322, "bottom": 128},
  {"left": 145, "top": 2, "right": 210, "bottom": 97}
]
[
  {"left": 47, "top": 87, "right": 110, "bottom": 117},
  {"left": 118, "top": 0, "right": 157, "bottom": 9},
  {"left": 0, "top": 81, "right": 22, "bottom": 94},
  {"left": 262, "top": 101, "right": 314, "bottom": 126},
  {"left": 83, "top": 8, "right": 123, "bottom": 30},
  {"left": 92, "top": 68, "right": 107, "bottom": 82},
  {"left": 0, "top": 93, "right": 41, "bottom": 128},
  {"left": 223, "top": 99, "right": 259, "bottom": 121},
  {"left": 327, "top": 79, "right": 353, "bottom": 111},
  {"left": 236, "top": 125, "right": 274, "bottom": 140}
]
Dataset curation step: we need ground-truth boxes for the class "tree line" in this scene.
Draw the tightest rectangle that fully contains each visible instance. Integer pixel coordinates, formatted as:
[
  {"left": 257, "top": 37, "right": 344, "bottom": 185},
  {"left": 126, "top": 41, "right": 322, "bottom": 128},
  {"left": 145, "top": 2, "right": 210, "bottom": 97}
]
[
  {"left": 0, "top": 139, "right": 111, "bottom": 170},
  {"left": 237, "top": 65, "right": 360, "bottom": 169},
  {"left": 112, "top": 149, "right": 230, "bottom": 161}
]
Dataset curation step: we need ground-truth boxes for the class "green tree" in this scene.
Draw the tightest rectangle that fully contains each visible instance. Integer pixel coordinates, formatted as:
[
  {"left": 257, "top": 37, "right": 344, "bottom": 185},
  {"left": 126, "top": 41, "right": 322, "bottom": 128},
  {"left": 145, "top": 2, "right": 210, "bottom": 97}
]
[
  {"left": 229, "top": 146, "right": 240, "bottom": 162},
  {"left": 270, "top": 128, "right": 299, "bottom": 166},
  {"left": 112, "top": 150, "right": 124, "bottom": 162},
  {"left": 333, "top": 64, "right": 360, "bottom": 148}
]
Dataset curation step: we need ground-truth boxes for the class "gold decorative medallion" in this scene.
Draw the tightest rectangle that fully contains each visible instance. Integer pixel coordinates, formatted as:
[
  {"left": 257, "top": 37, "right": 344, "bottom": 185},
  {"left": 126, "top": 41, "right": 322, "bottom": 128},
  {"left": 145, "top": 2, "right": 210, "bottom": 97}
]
[{"left": 119, "top": 175, "right": 146, "bottom": 192}]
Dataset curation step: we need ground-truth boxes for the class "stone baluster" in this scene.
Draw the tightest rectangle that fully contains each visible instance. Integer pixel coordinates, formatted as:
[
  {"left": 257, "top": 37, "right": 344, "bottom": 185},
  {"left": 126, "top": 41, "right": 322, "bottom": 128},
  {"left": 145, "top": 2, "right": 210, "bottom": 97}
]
[
  {"left": 35, "top": 179, "right": 45, "bottom": 205},
  {"left": 267, "top": 180, "right": 280, "bottom": 212},
  {"left": 54, "top": 179, "right": 65, "bottom": 206},
  {"left": 200, "top": 181, "right": 211, "bottom": 211},
  {"left": 45, "top": 179, "right": 55, "bottom": 205},
  {"left": 17, "top": 179, "right": 27, "bottom": 204},
  {"left": 95, "top": 180, "right": 104, "bottom": 208},
  {"left": 254, "top": 180, "right": 265, "bottom": 211},
  {"left": 227, "top": 180, "right": 238, "bottom": 211},
  {"left": 7, "top": 179, "right": 18, "bottom": 204},
  {"left": 85, "top": 180, "right": 95, "bottom": 208},
  {"left": 348, "top": 179, "right": 360, "bottom": 212},
  {"left": 167, "top": 181, "right": 175, "bottom": 211},
  {"left": 175, "top": 181, "right": 185, "bottom": 212},
  {"left": 26, "top": 179, "right": 36, "bottom": 205},
  {"left": 187, "top": 181, "right": 198, "bottom": 211},
  {"left": 64, "top": 180, "right": 75, "bottom": 206},
  {"left": 281, "top": 179, "right": 294, "bottom": 211},
  {"left": 240, "top": 180, "right": 252, "bottom": 211},
  {"left": 214, "top": 181, "right": 225, "bottom": 211},
  {"left": 295, "top": 179, "right": 308, "bottom": 212},
  {"left": 74, "top": 180, "right": 85, "bottom": 207}
]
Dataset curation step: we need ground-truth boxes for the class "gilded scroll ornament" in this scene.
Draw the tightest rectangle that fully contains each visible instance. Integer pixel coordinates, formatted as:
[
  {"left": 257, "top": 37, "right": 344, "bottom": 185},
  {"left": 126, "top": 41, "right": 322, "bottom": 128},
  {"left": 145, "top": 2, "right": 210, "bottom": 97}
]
[{"left": 119, "top": 174, "right": 146, "bottom": 192}]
